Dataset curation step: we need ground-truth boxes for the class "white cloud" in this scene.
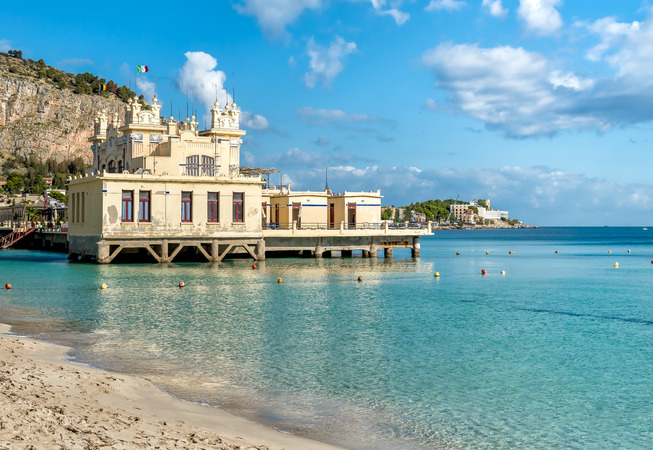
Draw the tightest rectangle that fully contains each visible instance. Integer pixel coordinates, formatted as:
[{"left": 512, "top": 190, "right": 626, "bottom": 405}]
[
  {"left": 297, "top": 106, "right": 381, "bottom": 123},
  {"left": 136, "top": 78, "right": 156, "bottom": 101},
  {"left": 177, "top": 51, "right": 269, "bottom": 130},
  {"left": 305, "top": 36, "right": 357, "bottom": 88},
  {"left": 377, "top": 8, "right": 410, "bottom": 25},
  {"left": 421, "top": 43, "right": 611, "bottom": 136},
  {"left": 482, "top": 0, "right": 507, "bottom": 17},
  {"left": 177, "top": 51, "right": 229, "bottom": 112},
  {"left": 425, "top": 0, "right": 466, "bottom": 12},
  {"left": 548, "top": 70, "right": 594, "bottom": 91},
  {"left": 234, "top": 0, "right": 321, "bottom": 37},
  {"left": 240, "top": 111, "right": 270, "bottom": 130},
  {"left": 517, "top": 0, "right": 563, "bottom": 35},
  {"left": 0, "top": 40, "right": 12, "bottom": 53}
]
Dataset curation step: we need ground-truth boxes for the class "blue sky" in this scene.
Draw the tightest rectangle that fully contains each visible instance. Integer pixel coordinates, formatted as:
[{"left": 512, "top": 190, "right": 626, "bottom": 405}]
[{"left": 2, "top": 0, "right": 653, "bottom": 225}]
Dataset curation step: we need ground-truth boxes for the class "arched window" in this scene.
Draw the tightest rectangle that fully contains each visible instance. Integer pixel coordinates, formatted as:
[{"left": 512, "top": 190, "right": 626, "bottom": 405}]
[{"left": 108, "top": 160, "right": 116, "bottom": 173}]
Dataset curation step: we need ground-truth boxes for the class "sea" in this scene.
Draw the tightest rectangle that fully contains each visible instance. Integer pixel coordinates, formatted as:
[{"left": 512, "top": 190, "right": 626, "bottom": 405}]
[{"left": 1, "top": 227, "right": 652, "bottom": 449}]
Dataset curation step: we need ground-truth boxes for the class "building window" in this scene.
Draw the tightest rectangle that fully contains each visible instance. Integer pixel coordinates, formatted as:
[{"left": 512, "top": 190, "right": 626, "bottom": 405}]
[
  {"left": 233, "top": 192, "right": 244, "bottom": 223},
  {"left": 186, "top": 155, "right": 199, "bottom": 176},
  {"left": 139, "top": 191, "right": 151, "bottom": 222},
  {"left": 207, "top": 192, "right": 219, "bottom": 222},
  {"left": 181, "top": 191, "right": 192, "bottom": 222},
  {"left": 202, "top": 156, "right": 215, "bottom": 176},
  {"left": 122, "top": 190, "right": 133, "bottom": 222}
]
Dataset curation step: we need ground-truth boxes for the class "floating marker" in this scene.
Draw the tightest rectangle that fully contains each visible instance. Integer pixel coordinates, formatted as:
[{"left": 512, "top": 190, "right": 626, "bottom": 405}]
[
  {"left": 608, "top": 250, "right": 611, "bottom": 254},
  {"left": 481, "top": 269, "right": 487, "bottom": 275},
  {"left": 614, "top": 262, "right": 619, "bottom": 267},
  {"left": 434, "top": 272, "right": 440, "bottom": 278},
  {"left": 4, "top": 283, "right": 11, "bottom": 290},
  {"left": 179, "top": 281, "right": 185, "bottom": 287},
  {"left": 277, "top": 277, "right": 283, "bottom": 283},
  {"left": 500, "top": 270, "right": 505, "bottom": 275},
  {"left": 100, "top": 283, "right": 107, "bottom": 290},
  {"left": 252, "top": 264, "right": 257, "bottom": 270},
  {"left": 486, "top": 251, "right": 490, "bottom": 255},
  {"left": 358, "top": 276, "right": 363, "bottom": 282},
  {"left": 555, "top": 250, "right": 558, "bottom": 253},
  {"left": 509, "top": 251, "right": 512, "bottom": 255},
  {"left": 456, "top": 252, "right": 460, "bottom": 256},
  {"left": 627, "top": 250, "right": 631, "bottom": 253}
]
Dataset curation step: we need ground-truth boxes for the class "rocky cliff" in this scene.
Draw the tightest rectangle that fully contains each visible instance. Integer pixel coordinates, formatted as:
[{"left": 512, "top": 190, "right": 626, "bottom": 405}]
[{"left": 0, "top": 54, "right": 126, "bottom": 168}]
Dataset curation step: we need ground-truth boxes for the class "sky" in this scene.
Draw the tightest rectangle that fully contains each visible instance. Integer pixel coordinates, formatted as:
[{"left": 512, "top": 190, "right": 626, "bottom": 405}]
[{"left": 2, "top": 0, "right": 653, "bottom": 225}]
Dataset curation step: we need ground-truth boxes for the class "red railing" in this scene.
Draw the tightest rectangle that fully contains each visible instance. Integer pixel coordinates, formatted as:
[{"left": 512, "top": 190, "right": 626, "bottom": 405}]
[{"left": 0, "top": 226, "right": 37, "bottom": 249}]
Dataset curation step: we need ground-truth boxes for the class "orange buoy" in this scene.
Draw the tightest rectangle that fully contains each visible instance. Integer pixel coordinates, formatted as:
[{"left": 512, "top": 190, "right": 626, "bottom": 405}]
[
  {"left": 4, "top": 283, "right": 11, "bottom": 290},
  {"left": 627, "top": 250, "right": 631, "bottom": 253},
  {"left": 481, "top": 269, "right": 487, "bottom": 275},
  {"left": 179, "top": 281, "right": 185, "bottom": 288},
  {"left": 500, "top": 270, "right": 505, "bottom": 275},
  {"left": 358, "top": 276, "right": 363, "bottom": 282},
  {"left": 608, "top": 250, "right": 611, "bottom": 254},
  {"left": 555, "top": 250, "right": 558, "bottom": 253},
  {"left": 456, "top": 252, "right": 460, "bottom": 255},
  {"left": 486, "top": 251, "right": 490, "bottom": 255},
  {"left": 277, "top": 277, "right": 283, "bottom": 283},
  {"left": 434, "top": 272, "right": 440, "bottom": 278},
  {"left": 252, "top": 264, "right": 257, "bottom": 270}
]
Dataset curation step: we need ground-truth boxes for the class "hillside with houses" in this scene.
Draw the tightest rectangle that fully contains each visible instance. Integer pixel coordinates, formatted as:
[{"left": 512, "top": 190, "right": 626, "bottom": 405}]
[{"left": 382, "top": 198, "right": 533, "bottom": 229}]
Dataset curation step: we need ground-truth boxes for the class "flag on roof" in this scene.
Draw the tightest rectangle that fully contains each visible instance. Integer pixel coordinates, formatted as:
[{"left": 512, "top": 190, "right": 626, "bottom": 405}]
[
  {"left": 136, "top": 65, "right": 149, "bottom": 73},
  {"left": 101, "top": 84, "right": 107, "bottom": 91}
]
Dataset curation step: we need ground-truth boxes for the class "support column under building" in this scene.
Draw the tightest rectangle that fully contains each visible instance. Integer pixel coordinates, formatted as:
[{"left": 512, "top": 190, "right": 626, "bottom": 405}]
[
  {"left": 384, "top": 248, "right": 393, "bottom": 258},
  {"left": 411, "top": 237, "right": 421, "bottom": 258}
]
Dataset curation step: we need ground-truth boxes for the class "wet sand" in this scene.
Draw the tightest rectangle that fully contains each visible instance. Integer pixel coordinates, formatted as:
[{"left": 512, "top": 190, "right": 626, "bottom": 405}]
[{"left": 0, "top": 323, "right": 340, "bottom": 449}]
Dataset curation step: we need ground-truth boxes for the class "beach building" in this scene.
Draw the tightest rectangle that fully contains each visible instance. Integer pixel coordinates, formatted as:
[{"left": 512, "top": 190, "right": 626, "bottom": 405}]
[{"left": 67, "top": 95, "right": 428, "bottom": 263}]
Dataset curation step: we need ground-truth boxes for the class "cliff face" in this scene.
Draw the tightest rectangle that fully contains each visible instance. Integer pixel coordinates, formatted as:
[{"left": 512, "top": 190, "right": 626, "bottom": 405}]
[{"left": 0, "top": 59, "right": 125, "bottom": 166}]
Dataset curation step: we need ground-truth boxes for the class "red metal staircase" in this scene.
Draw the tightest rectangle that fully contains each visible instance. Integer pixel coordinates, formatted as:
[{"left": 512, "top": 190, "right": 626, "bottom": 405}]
[{"left": 0, "top": 227, "right": 37, "bottom": 249}]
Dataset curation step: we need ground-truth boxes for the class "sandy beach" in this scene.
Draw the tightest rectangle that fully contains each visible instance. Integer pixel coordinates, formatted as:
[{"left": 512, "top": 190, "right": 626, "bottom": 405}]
[{"left": 0, "top": 323, "right": 340, "bottom": 449}]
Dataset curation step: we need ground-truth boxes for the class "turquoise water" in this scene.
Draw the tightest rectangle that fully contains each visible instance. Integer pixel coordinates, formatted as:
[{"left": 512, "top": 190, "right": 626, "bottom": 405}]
[{"left": 1, "top": 227, "right": 653, "bottom": 448}]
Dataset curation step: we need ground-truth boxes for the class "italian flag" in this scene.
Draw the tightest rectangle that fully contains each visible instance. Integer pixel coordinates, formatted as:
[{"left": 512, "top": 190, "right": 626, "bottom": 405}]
[{"left": 136, "top": 65, "right": 149, "bottom": 73}]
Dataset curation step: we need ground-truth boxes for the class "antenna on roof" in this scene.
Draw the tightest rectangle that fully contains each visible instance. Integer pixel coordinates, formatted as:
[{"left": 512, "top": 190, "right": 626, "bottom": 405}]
[
  {"left": 186, "top": 90, "right": 189, "bottom": 119},
  {"left": 215, "top": 83, "right": 218, "bottom": 103},
  {"left": 325, "top": 155, "right": 329, "bottom": 191},
  {"left": 232, "top": 72, "right": 235, "bottom": 104}
]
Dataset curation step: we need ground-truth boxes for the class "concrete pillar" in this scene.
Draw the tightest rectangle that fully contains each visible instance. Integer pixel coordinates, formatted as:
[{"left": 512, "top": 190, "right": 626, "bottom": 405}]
[
  {"left": 162, "top": 239, "right": 170, "bottom": 263},
  {"left": 97, "top": 241, "right": 109, "bottom": 264},
  {"left": 314, "top": 246, "right": 324, "bottom": 258},
  {"left": 411, "top": 236, "right": 421, "bottom": 257},
  {"left": 211, "top": 239, "right": 220, "bottom": 262},
  {"left": 255, "top": 240, "right": 266, "bottom": 261},
  {"left": 384, "top": 247, "right": 393, "bottom": 258},
  {"left": 369, "top": 245, "right": 378, "bottom": 258}
]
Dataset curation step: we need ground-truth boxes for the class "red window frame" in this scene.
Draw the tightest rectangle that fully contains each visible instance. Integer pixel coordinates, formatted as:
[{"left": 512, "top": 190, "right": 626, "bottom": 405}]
[
  {"left": 233, "top": 192, "right": 244, "bottom": 223},
  {"left": 207, "top": 192, "right": 219, "bottom": 222},
  {"left": 139, "top": 191, "right": 150, "bottom": 222},
  {"left": 181, "top": 191, "right": 192, "bottom": 222},
  {"left": 122, "top": 190, "right": 133, "bottom": 222}
]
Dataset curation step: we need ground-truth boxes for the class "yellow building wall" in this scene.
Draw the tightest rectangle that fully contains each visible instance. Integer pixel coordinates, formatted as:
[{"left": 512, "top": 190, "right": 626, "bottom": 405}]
[{"left": 68, "top": 173, "right": 263, "bottom": 239}]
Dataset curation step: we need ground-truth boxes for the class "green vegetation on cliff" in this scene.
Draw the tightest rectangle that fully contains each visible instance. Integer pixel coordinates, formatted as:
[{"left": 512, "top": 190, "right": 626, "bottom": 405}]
[{"left": 1, "top": 50, "right": 147, "bottom": 107}]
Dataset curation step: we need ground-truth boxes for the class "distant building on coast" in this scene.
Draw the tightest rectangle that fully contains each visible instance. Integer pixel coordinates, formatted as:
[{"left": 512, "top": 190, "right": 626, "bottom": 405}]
[
  {"left": 449, "top": 199, "right": 509, "bottom": 224},
  {"left": 67, "top": 95, "right": 427, "bottom": 263}
]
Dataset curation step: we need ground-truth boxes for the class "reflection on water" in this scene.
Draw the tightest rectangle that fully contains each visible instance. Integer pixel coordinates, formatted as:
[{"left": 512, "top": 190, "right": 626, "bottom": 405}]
[{"left": 2, "top": 229, "right": 653, "bottom": 449}]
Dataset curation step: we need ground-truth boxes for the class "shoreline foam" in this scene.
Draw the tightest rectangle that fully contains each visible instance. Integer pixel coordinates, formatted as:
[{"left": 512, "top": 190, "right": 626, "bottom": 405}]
[{"left": 0, "top": 323, "right": 340, "bottom": 449}]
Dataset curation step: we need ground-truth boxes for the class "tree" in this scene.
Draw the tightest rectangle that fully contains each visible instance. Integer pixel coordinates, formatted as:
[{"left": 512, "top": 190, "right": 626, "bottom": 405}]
[
  {"left": 8, "top": 49, "right": 23, "bottom": 58},
  {"left": 48, "top": 191, "right": 68, "bottom": 204},
  {"left": 381, "top": 208, "right": 393, "bottom": 220},
  {"left": 36, "top": 59, "right": 46, "bottom": 69},
  {"left": 67, "top": 156, "right": 87, "bottom": 175},
  {"left": 478, "top": 199, "right": 489, "bottom": 208},
  {"left": 53, "top": 173, "right": 67, "bottom": 189},
  {"left": 5, "top": 172, "right": 25, "bottom": 194}
]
